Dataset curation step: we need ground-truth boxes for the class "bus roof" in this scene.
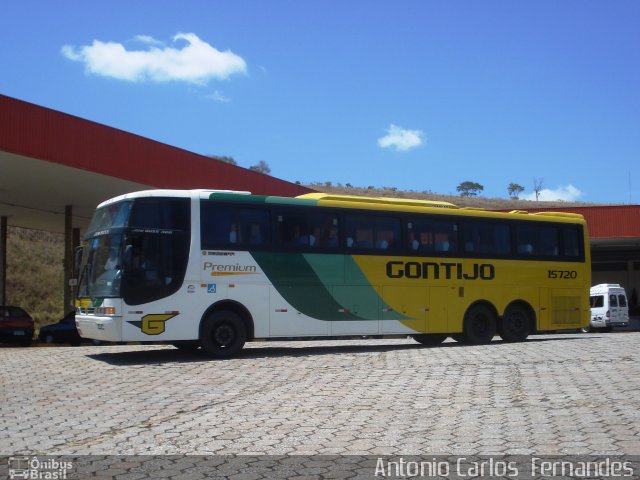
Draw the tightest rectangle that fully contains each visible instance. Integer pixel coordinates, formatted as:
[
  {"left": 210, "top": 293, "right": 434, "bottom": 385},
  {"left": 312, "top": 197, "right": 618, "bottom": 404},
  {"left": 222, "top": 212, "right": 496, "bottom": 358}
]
[
  {"left": 97, "top": 189, "right": 251, "bottom": 208},
  {"left": 298, "top": 192, "right": 458, "bottom": 209},
  {"left": 96, "top": 189, "right": 586, "bottom": 224}
]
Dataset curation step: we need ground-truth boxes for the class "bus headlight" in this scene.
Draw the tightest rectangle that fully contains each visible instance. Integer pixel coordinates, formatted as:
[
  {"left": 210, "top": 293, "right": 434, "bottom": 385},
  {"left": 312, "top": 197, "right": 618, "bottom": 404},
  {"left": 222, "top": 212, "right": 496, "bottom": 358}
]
[{"left": 95, "top": 307, "right": 116, "bottom": 316}]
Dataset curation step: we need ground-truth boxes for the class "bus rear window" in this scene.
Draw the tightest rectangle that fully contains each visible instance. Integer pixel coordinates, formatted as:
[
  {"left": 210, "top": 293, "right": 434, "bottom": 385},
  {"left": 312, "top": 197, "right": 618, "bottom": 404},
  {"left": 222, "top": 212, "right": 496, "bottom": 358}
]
[{"left": 618, "top": 295, "right": 627, "bottom": 307}]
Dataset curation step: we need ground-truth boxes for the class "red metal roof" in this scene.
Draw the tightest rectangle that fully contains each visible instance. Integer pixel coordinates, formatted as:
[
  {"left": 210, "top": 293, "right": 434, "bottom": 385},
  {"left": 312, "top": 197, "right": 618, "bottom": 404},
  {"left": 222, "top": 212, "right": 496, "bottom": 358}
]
[
  {"left": 2, "top": 95, "right": 638, "bottom": 241},
  {"left": 511, "top": 205, "right": 640, "bottom": 240},
  {"left": 0, "top": 94, "right": 311, "bottom": 197}
]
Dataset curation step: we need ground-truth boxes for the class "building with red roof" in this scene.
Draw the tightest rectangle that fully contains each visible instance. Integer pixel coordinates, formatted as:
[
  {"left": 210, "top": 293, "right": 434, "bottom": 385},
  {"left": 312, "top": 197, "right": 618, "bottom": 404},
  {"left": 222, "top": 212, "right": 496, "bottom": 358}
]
[{"left": 1, "top": 94, "right": 639, "bottom": 312}]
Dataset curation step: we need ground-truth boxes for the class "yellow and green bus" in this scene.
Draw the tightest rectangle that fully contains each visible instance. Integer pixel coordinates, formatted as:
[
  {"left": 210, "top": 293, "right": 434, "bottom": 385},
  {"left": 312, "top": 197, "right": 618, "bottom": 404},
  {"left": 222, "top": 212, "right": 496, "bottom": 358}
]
[{"left": 75, "top": 189, "right": 591, "bottom": 357}]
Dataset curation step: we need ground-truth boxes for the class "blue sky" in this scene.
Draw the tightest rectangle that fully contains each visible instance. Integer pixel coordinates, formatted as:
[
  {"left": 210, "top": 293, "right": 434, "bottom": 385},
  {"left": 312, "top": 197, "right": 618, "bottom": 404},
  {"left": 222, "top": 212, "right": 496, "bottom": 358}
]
[{"left": 2, "top": 1, "right": 639, "bottom": 203}]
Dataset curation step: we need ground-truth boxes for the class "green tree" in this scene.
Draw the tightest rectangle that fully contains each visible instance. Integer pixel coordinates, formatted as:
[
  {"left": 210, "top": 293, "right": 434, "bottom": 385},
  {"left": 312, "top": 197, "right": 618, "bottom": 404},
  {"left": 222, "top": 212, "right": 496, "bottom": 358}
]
[
  {"left": 207, "top": 155, "right": 238, "bottom": 166},
  {"left": 507, "top": 182, "right": 525, "bottom": 199},
  {"left": 456, "top": 181, "right": 484, "bottom": 197},
  {"left": 249, "top": 161, "right": 271, "bottom": 174}
]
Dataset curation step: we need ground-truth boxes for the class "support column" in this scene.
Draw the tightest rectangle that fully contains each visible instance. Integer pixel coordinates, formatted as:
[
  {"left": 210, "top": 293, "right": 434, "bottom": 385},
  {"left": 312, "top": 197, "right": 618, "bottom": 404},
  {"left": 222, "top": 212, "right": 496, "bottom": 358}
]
[
  {"left": 0, "top": 216, "right": 7, "bottom": 305},
  {"left": 63, "top": 206, "right": 73, "bottom": 313}
]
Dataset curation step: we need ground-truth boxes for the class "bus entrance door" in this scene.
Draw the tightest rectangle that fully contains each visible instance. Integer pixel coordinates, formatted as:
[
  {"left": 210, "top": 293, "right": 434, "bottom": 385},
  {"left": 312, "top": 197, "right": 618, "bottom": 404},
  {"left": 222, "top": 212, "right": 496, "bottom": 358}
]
[{"left": 427, "top": 286, "right": 449, "bottom": 333}]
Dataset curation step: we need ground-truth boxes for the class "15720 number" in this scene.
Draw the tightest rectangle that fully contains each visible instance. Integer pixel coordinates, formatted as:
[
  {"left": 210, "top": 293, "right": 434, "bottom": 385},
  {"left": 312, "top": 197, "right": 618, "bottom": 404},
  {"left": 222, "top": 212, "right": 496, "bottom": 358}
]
[{"left": 548, "top": 270, "right": 577, "bottom": 279}]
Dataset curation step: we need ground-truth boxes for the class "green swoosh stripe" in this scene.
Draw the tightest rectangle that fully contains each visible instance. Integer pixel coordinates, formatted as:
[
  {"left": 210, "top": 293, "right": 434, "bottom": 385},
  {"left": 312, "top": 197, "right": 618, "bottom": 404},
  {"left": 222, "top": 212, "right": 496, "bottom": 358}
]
[
  {"left": 252, "top": 252, "right": 359, "bottom": 319},
  {"left": 251, "top": 252, "right": 408, "bottom": 321}
]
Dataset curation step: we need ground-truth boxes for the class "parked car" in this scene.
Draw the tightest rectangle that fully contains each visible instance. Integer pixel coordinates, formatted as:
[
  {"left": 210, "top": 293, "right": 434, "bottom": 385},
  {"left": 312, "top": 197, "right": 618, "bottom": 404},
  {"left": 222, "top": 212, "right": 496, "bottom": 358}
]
[
  {"left": 583, "top": 283, "right": 630, "bottom": 332},
  {"left": 0, "top": 305, "right": 34, "bottom": 346},
  {"left": 39, "top": 311, "right": 101, "bottom": 346}
]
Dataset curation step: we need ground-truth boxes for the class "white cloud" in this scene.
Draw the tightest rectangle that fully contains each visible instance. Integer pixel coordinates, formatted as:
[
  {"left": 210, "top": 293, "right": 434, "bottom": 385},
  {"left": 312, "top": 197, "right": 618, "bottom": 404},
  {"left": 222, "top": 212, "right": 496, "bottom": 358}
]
[
  {"left": 61, "top": 33, "right": 247, "bottom": 84},
  {"left": 133, "top": 35, "right": 165, "bottom": 47},
  {"left": 206, "top": 90, "right": 232, "bottom": 103},
  {"left": 377, "top": 124, "right": 424, "bottom": 152},
  {"left": 522, "top": 184, "right": 583, "bottom": 202}
]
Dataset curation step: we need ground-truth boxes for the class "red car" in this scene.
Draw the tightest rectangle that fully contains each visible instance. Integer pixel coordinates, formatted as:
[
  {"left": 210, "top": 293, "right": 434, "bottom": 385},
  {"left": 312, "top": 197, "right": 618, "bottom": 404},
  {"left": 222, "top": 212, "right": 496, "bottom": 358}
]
[{"left": 0, "top": 306, "right": 35, "bottom": 347}]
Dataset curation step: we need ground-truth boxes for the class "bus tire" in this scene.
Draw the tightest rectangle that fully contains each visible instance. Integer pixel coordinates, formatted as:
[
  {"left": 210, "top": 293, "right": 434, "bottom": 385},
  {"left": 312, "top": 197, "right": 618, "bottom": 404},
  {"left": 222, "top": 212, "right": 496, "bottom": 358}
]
[
  {"left": 499, "top": 303, "right": 531, "bottom": 342},
  {"left": 200, "top": 310, "right": 246, "bottom": 357},
  {"left": 413, "top": 333, "right": 447, "bottom": 346},
  {"left": 462, "top": 304, "right": 496, "bottom": 345}
]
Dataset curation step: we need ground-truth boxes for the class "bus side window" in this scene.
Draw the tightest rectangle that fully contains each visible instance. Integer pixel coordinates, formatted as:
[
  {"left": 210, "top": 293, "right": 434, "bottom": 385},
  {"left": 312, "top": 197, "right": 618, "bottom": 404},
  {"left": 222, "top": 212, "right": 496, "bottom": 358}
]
[
  {"left": 539, "top": 227, "right": 559, "bottom": 256},
  {"left": 236, "top": 208, "right": 270, "bottom": 246},
  {"left": 201, "top": 203, "right": 270, "bottom": 248},
  {"left": 277, "top": 212, "right": 339, "bottom": 249},
  {"left": 516, "top": 224, "right": 558, "bottom": 258},
  {"left": 516, "top": 225, "right": 532, "bottom": 257},
  {"left": 312, "top": 214, "right": 339, "bottom": 248},
  {"left": 200, "top": 202, "right": 234, "bottom": 249},
  {"left": 463, "top": 222, "right": 510, "bottom": 255},
  {"left": 562, "top": 227, "right": 581, "bottom": 258},
  {"left": 345, "top": 215, "right": 400, "bottom": 251},
  {"left": 517, "top": 243, "right": 533, "bottom": 254},
  {"left": 277, "top": 213, "right": 309, "bottom": 247},
  {"left": 407, "top": 218, "right": 458, "bottom": 254},
  {"left": 346, "top": 216, "right": 372, "bottom": 249}
]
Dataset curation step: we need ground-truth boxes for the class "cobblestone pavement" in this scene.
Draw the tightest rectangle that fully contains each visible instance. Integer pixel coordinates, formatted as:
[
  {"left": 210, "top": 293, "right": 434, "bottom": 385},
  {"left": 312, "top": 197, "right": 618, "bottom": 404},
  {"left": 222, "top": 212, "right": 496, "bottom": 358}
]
[{"left": 1, "top": 333, "right": 640, "bottom": 457}]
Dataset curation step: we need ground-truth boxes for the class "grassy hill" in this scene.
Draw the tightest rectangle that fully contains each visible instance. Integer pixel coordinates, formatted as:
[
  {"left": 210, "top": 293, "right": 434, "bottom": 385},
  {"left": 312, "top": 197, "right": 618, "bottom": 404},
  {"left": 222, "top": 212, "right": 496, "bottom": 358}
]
[
  {"left": 6, "top": 227, "right": 65, "bottom": 327},
  {"left": 5, "top": 185, "right": 600, "bottom": 326},
  {"left": 307, "top": 183, "right": 600, "bottom": 209}
]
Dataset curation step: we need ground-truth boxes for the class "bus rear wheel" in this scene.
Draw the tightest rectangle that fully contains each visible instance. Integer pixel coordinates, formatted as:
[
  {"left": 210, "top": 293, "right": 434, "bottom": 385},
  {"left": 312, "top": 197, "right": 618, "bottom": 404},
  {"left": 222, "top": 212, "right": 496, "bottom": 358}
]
[
  {"left": 412, "top": 333, "right": 447, "bottom": 346},
  {"left": 200, "top": 310, "right": 246, "bottom": 357},
  {"left": 461, "top": 304, "right": 496, "bottom": 344},
  {"left": 499, "top": 304, "right": 531, "bottom": 342}
]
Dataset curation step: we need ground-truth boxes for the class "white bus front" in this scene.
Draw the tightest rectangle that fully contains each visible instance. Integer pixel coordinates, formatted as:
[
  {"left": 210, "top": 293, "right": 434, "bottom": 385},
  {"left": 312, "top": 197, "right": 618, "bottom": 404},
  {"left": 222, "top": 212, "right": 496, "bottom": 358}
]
[{"left": 75, "top": 194, "right": 191, "bottom": 342}]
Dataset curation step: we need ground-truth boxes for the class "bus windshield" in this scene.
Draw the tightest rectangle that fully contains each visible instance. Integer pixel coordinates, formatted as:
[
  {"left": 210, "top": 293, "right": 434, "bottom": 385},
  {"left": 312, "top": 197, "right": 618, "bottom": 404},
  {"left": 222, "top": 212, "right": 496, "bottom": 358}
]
[
  {"left": 77, "top": 233, "right": 125, "bottom": 298},
  {"left": 77, "top": 198, "right": 191, "bottom": 304}
]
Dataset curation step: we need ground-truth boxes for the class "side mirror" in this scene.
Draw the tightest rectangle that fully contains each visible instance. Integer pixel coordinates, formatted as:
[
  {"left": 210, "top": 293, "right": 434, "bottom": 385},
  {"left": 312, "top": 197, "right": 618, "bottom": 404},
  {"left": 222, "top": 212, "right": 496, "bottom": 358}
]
[
  {"left": 122, "top": 244, "right": 133, "bottom": 269},
  {"left": 74, "top": 246, "right": 84, "bottom": 274}
]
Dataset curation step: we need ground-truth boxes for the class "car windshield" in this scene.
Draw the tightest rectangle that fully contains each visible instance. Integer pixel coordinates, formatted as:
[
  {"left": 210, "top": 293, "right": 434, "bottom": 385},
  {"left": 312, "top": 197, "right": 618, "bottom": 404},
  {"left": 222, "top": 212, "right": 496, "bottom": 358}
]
[{"left": 0, "top": 306, "right": 27, "bottom": 317}]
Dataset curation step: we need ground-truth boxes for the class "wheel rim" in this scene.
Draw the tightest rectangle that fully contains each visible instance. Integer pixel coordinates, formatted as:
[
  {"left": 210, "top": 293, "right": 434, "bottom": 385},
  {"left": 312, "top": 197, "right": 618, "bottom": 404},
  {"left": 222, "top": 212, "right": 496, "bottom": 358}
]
[
  {"left": 213, "top": 323, "right": 235, "bottom": 348},
  {"left": 464, "top": 305, "right": 497, "bottom": 343},
  {"left": 506, "top": 310, "right": 526, "bottom": 335},
  {"left": 472, "top": 312, "right": 491, "bottom": 336}
]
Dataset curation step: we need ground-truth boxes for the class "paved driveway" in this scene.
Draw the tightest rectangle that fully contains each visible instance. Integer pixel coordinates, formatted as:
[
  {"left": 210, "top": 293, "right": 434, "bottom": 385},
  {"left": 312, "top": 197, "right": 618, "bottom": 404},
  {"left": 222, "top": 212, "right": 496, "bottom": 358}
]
[{"left": 1, "top": 333, "right": 640, "bottom": 457}]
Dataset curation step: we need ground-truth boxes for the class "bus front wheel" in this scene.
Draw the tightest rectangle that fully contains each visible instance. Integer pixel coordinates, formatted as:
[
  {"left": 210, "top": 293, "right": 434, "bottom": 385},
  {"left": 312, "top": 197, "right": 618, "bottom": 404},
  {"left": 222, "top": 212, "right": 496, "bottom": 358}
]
[
  {"left": 462, "top": 305, "right": 496, "bottom": 345},
  {"left": 200, "top": 310, "right": 246, "bottom": 357}
]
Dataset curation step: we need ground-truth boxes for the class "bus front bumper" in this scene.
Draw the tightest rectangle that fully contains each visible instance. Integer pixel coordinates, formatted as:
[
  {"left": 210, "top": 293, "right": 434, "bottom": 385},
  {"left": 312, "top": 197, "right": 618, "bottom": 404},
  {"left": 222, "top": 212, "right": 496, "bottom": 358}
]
[{"left": 76, "top": 316, "right": 123, "bottom": 342}]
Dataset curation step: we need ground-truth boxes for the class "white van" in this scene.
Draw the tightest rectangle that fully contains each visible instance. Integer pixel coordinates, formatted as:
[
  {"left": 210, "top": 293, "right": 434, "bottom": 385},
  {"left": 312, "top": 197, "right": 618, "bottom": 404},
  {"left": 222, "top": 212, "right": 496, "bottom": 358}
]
[{"left": 585, "top": 284, "right": 629, "bottom": 332}]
